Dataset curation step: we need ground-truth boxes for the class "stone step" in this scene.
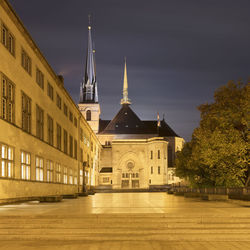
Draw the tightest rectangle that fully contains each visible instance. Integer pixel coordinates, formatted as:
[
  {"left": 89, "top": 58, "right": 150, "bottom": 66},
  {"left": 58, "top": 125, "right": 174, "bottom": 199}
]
[
  {"left": 0, "top": 216, "right": 250, "bottom": 224},
  {"left": 1, "top": 222, "right": 250, "bottom": 229},
  {"left": 0, "top": 232, "right": 250, "bottom": 241},
  {"left": 1, "top": 228, "right": 250, "bottom": 235}
]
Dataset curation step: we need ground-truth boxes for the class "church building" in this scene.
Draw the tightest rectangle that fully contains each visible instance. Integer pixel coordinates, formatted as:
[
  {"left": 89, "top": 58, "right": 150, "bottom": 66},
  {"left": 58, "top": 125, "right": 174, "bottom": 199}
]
[{"left": 78, "top": 23, "right": 184, "bottom": 189}]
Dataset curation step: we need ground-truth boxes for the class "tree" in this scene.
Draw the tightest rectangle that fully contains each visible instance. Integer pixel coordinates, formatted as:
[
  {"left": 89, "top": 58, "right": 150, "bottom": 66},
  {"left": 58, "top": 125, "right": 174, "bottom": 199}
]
[{"left": 175, "top": 80, "right": 249, "bottom": 187}]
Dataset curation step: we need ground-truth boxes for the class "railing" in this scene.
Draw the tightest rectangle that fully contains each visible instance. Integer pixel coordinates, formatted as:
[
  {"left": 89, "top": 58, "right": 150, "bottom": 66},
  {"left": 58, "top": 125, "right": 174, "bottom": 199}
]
[{"left": 172, "top": 186, "right": 250, "bottom": 195}]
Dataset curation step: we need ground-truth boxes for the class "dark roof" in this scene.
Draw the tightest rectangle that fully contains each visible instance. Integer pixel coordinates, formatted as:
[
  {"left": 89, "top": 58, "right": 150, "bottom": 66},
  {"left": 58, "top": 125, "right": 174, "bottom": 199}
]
[
  {"left": 98, "top": 104, "right": 179, "bottom": 137},
  {"left": 99, "top": 104, "right": 148, "bottom": 134},
  {"left": 100, "top": 167, "right": 112, "bottom": 173},
  {"left": 99, "top": 119, "right": 110, "bottom": 133}
]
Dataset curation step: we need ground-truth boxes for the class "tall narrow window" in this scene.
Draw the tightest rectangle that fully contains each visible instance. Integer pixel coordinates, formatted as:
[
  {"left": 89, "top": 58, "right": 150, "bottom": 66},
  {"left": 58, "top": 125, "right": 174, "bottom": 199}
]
[
  {"left": 69, "top": 111, "right": 73, "bottom": 122},
  {"left": 22, "top": 92, "right": 31, "bottom": 133},
  {"left": 74, "top": 139, "right": 77, "bottom": 159},
  {"left": 74, "top": 171, "right": 77, "bottom": 185},
  {"left": 21, "top": 49, "right": 31, "bottom": 75},
  {"left": 36, "top": 105, "right": 44, "bottom": 140},
  {"left": 55, "top": 163, "right": 61, "bottom": 183},
  {"left": 47, "top": 82, "right": 53, "bottom": 100},
  {"left": 56, "top": 93, "right": 61, "bottom": 109},
  {"left": 36, "top": 68, "right": 44, "bottom": 89},
  {"left": 1, "top": 23, "right": 15, "bottom": 55},
  {"left": 168, "top": 146, "right": 173, "bottom": 167},
  {"left": 47, "top": 115, "right": 53, "bottom": 146},
  {"left": 69, "top": 168, "right": 73, "bottom": 184},
  {"left": 74, "top": 117, "right": 77, "bottom": 127},
  {"left": 151, "top": 166, "right": 153, "bottom": 174},
  {"left": 35, "top": 156, "right": 43, "bottom": 181},
  {"left": 63, "top": 129, "right": 68, "bottom": 154},
  {"left": 63, "top": 103, "right": 68, "bottom": 116},
  {"left": 158, "top": 150, "right": 160, "bottom": 159},
  {"left": 86, "top": 110, "right": 91, "bottom": 121},
  {"left": 1, "top": 74, "right": 15, "bottom": 123},
  {"left": 56, "top": 123, "right": 61, "bottom": 150},
  {"left": 150, "top": 150, "right": 153, "bottom": 159},
  {"left": 0, "top": 143, "right": 14, "bottom": 178},
  {"left": 158, "top": 166, "right": 161, "bottom": 174},
  {"left": 63, "top": 167, "right": 67, "bottom": 184},
  {"left": 46, "top": 160, "right": 53, "bottom": 182},
  {"left": 21, "top": 151, "right": 31, "bottom": 180},
  {"left": 69, "top": 135, "right": 73, "bottom": 157},
  {"left": 80, "top": 169, "right": 83, "bottom": 185}
]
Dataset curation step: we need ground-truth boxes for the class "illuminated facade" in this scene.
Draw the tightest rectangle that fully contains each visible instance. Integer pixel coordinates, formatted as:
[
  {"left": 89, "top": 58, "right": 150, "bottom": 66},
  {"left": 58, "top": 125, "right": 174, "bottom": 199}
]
[
  {"left": 79, "top": 26, "right": 185, "bottom": 189},
  {"left": 0, "top": 0, "right": 101, "bottom": 202}
]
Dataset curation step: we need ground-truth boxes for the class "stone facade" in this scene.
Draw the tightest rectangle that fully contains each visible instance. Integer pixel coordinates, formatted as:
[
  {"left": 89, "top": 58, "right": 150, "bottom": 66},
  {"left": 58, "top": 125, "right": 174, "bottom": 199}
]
[{"left": 0, "top": 0, "right": 101, "bottom": 201}]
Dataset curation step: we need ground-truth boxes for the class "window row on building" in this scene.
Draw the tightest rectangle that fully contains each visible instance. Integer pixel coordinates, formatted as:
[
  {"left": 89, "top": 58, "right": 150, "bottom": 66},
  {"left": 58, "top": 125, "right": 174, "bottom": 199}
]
[
  {"left": 0, "top": 142, "right": 78, "bottom": 184},
  {"left": 1, "top": 20, "right": 78, "bottom": 129},
  {"left": 150, "top": 166, "right": 161, "bottom": 175},
  {"left": 122, "top": 172, "right": 139, "bottom": 178},
  {"left": 1, "top": 73, "right": 79, "bottom": 160}
]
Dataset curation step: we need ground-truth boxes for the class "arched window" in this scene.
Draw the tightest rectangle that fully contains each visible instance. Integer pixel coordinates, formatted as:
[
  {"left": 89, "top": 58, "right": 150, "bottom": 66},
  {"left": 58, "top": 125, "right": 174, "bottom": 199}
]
[{"left": 86, "top": 110, "right": 91, "bottom": 121}]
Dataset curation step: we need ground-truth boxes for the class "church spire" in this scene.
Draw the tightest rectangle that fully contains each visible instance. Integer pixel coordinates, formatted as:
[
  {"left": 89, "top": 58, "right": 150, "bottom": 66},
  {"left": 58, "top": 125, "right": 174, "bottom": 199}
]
[
  {"left": 120, "top": 58, "right": 131, "bottom": 105},
  {"left": 79, "top": 15, "right": 98, "bottom": 103}
]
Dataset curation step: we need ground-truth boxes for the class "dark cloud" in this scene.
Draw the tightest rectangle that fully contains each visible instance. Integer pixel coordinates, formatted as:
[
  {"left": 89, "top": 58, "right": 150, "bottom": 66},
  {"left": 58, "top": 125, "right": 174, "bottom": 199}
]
[{"left": 9, "top": 0, "right": 250, "bottom": 141}]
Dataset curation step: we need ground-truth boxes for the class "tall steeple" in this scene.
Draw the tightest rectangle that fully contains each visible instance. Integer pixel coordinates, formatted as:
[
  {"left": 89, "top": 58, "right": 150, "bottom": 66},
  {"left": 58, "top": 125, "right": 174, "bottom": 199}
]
[
  {"left": 78, "top": 16, "right": 101, "bottom": 134},
  {"left": 79, "top": 16, "right": 98, "bottom": 103},
  {"left": 120, "top": 58, "right": 131, "bottom": 105}
]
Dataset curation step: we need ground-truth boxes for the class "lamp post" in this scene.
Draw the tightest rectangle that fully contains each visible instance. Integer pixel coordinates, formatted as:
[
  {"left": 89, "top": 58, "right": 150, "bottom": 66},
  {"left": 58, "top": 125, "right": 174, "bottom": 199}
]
[{"left": 81, "top": 161, "right": 88, "bottom": 196}]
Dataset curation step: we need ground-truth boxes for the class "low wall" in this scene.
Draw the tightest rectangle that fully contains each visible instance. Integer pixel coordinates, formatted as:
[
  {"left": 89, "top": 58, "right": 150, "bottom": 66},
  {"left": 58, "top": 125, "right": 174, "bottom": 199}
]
[
  {"left": 0, "top": 178, "right": 78, "bottom": 201},
  {"left": 171, "top": 186, "right": 250, "bottom": 201}
]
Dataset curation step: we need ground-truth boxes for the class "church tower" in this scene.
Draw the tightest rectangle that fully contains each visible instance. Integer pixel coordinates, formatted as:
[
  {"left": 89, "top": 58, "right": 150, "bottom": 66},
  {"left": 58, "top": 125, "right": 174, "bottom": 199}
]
[{"left": 78, "top": 21, "right": 100, "bottom": 133}]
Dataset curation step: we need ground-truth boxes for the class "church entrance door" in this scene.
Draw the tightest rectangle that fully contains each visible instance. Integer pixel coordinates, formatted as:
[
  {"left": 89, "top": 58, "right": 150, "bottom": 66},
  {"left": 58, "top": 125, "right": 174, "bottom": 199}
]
[
  {"left": 132, "top": 180, "right": 139, "bottom": 188},
  {"left": 121, "top": 180, "right": 129, "bottom": 188}
]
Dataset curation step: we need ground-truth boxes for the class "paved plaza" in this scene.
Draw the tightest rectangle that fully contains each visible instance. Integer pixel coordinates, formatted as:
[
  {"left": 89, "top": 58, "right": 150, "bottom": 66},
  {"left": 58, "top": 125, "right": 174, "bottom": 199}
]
[{"left": 0, "top": 193, "right": 250, "bottom": 249}]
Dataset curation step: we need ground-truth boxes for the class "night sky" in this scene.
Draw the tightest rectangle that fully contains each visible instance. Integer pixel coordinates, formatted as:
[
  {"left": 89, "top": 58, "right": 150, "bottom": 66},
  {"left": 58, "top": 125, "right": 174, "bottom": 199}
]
[{"left": 9, "top": 0, "right": 250, "bottom": 141}]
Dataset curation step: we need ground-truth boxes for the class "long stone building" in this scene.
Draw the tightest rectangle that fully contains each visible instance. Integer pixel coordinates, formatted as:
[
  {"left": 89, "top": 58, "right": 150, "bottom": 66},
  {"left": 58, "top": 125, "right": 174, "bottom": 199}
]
[
  {"left": 0, "top": 0, "right": 101, "bottom": 202},
  {"left": 0, "top": 0, "right": 184, "bottom": 202}
]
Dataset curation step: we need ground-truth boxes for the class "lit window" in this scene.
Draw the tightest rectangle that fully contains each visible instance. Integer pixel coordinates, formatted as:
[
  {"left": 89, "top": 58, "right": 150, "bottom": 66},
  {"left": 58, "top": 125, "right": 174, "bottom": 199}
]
[
  {"left": 46, "top": 160, "right": 53, "bottom": 182},
  {"left": 35, "top": 156, "right": 43, "bottom": 181},
  {"left": 0, "top": 144, "right": 14, "bottom": 178},
  {"left": 69, "top": 168, "right": 73, "bottom": 184},
  {"left": 55, "top": 163, "right": 61, "bottom": 183},
  {"left": 21, "top": 151, "right": 31, "bottom": 180},
  {"left": 63, "top": 167, "right": 67, "bottom": 184}
]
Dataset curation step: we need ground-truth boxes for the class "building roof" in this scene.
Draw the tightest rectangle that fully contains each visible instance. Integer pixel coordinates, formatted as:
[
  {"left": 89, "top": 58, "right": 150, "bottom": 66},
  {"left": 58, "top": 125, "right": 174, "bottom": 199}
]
[
  {"left": 98, "top": 104, "right": 179, "bottom": 137},
  {"left": 100, "top": 167, "right": 113, "bottom": 173}
]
